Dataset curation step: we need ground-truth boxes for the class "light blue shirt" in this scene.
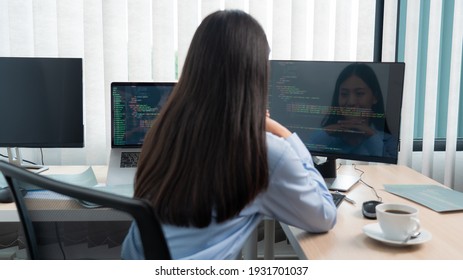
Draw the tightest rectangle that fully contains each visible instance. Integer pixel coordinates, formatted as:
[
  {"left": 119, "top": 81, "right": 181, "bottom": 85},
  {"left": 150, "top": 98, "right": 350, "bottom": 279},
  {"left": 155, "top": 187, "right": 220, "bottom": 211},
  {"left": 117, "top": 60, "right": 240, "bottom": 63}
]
[{"left": 121, "top": 132, "right": 337, "bottom": 259}]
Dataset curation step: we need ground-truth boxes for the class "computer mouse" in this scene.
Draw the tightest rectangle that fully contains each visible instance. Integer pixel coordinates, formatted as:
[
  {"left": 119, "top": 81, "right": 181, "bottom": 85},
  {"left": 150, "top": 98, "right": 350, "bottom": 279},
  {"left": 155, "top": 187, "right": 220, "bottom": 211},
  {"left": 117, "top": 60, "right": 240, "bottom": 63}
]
[
  {"left": 362, "top": 200, "right": 382, "bottom": 219},
  {"left": 0, "top": 186, "right": 14, "bottom": 203}
]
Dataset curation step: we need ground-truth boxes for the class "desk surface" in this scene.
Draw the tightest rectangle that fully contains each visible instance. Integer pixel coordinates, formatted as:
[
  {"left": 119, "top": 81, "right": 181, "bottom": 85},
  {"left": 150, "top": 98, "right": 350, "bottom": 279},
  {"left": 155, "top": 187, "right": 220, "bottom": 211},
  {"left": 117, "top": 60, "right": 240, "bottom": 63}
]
[
  {"left": 0, "top": 165, "right": 108, "bottom": 221},
  {"left": 281, "top": 164, "right": 463, "bottom": 260},
  {"left": 3, "top": 164, "right": 463, "bottom": 259}
]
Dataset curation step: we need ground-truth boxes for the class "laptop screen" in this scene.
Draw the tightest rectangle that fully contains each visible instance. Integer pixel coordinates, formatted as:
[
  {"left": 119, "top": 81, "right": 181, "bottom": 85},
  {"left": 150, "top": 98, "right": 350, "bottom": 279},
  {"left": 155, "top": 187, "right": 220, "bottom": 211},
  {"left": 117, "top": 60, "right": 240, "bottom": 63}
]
[{"left": 111, "top": 82, "right": 175, "bottom": 148}]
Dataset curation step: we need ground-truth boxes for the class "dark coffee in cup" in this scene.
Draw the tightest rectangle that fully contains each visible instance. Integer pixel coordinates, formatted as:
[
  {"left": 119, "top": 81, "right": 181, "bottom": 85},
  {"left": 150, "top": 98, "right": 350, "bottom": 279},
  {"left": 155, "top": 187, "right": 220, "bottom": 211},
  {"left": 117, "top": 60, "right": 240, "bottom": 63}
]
[
  {"left": 385, "top": 209, "right": 411, "bottom": 215},
  {"left": 376, "top": 203, "right": 420, "bottom": 241}
]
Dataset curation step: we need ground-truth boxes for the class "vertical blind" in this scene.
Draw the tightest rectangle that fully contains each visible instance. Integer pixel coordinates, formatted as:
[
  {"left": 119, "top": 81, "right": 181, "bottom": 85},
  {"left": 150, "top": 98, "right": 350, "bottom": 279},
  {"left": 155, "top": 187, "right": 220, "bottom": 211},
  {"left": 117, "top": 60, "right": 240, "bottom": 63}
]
[
  {"left": 0, "top": 0, "right": 462, "bottom": 190},
  {"left": 396, "top": 0, "right": 463, "bottom": 190}
]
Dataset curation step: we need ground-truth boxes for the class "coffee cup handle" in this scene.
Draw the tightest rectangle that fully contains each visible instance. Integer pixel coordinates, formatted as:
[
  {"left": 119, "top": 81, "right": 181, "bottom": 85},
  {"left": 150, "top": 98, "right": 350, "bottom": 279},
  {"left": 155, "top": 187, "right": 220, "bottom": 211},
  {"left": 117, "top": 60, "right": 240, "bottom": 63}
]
[{"left": 409, "top": 217, "right": 421, "bottom": 236}]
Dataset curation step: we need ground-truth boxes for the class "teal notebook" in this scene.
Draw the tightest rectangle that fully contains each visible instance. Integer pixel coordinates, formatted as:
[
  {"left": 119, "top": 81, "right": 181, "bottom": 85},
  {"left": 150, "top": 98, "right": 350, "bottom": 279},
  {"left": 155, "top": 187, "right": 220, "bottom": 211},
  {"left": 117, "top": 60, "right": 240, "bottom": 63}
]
[{"left": 384, "top": 184, "right": 463, "bottom": 212}]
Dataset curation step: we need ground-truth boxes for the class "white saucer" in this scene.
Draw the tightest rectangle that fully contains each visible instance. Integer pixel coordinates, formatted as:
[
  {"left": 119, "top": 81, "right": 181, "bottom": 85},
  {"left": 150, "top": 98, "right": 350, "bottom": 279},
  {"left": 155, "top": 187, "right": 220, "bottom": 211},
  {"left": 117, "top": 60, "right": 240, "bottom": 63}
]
[{"left": 362, "top": 223, "right": 432, "bottom": 246}]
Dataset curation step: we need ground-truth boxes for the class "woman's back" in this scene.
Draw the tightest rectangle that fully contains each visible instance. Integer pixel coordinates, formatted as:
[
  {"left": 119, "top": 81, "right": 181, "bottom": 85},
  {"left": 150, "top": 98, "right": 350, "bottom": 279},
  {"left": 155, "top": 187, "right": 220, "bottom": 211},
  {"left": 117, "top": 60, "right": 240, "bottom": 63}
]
[
  {"left": 122, "top": 133, "right": 336, "bottom": 259},
  {"left": 121, "top": 9, "right": 336, "bottom": 259},
  {"left": 133, "top": 9, "right": 270, "bottom": 228}
]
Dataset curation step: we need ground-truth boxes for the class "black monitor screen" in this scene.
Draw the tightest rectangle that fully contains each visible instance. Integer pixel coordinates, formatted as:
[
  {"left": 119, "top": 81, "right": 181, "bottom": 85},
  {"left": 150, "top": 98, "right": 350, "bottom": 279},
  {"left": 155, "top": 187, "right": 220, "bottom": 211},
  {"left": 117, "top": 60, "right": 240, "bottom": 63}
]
[
  {"left": 269, "top": 60, "right": 405, "bottom": 165},
  {"left": 0, "top": 57, "right": 84, "bottom": 148},
  {"left": 111, "top": 82, "right": 175, "bottom": 148}
]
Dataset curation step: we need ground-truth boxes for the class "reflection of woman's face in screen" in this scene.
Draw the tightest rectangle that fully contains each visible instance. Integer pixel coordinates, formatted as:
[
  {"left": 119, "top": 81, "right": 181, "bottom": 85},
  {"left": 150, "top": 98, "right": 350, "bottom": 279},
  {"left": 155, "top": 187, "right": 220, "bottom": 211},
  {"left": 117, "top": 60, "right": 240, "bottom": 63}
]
[
  {"left": 338, "top": 74, "right": 377, "bottom": 121},
  {"left": 322, "top": 63, "right": 389, "bottom": 134}
]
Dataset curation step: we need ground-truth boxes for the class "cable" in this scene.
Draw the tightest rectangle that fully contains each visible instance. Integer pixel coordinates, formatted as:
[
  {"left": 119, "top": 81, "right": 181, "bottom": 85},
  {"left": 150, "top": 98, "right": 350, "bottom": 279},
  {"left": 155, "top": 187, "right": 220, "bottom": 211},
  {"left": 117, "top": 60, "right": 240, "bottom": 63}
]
[
  {"left": 54, "top": 222, "right": 67, "bottom": 260},
  {"left": 0, "top": 150, "right": 44, "bottom": 166},
  {"left": 0, "top": 153, "right": 37, "bottom": 165},
  {"left": 353, "top": 165, "right": 383, "bottom": 202},
  {"left": 40, "top": 148, "right": 45, "bottom": 165},
  {"left": 0, "top": 238, "right": 21, "bottom": 249}
]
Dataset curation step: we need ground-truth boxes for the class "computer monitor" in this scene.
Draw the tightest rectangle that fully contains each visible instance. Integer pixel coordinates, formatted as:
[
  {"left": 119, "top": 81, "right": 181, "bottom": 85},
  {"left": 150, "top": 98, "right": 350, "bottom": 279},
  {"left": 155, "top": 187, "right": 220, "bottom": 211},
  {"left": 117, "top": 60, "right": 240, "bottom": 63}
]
[
  {"left": 0, "top": 57, "right": 84, "bottom": 171},
  {"left": 268, "top": 60, "right": 405, "bottom": 179}
]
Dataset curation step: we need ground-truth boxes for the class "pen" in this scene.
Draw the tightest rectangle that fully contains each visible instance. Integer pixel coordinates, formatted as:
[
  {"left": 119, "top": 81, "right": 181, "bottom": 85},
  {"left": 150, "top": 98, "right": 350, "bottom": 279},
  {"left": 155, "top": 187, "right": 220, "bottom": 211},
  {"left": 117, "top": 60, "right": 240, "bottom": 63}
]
[
  {"left": 344, "top": 195, "right": 356, "bottom": 205},
  {"left": 334, "top": 190, "right": 356, "bottom": 205}
]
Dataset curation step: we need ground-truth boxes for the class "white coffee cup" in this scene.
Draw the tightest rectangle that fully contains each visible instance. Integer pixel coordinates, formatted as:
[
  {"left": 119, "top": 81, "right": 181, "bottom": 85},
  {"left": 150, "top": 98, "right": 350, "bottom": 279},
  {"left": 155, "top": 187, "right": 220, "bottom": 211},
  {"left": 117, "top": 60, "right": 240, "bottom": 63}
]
[{"left": 375, "top": 203, "right": 420, "bottom": 242}]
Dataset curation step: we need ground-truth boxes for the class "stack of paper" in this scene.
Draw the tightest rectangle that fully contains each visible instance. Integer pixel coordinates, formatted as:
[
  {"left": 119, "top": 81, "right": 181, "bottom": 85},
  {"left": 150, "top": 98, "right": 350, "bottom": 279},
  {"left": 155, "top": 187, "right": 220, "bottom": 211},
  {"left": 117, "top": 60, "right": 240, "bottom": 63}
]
[{"left": 384, "top": 184, "right": 463, "bottom": 212}]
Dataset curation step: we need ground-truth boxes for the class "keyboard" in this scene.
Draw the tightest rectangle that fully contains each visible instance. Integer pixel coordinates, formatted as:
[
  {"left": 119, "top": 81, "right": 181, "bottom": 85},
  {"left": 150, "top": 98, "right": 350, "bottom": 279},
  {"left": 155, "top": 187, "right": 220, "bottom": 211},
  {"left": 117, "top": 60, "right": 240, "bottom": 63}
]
[
  {"left": 120, "top": 152, "right": 140, "bottom": 168},
  {"left": 331, "top": 192, "right": 346, "bottom": 207}
]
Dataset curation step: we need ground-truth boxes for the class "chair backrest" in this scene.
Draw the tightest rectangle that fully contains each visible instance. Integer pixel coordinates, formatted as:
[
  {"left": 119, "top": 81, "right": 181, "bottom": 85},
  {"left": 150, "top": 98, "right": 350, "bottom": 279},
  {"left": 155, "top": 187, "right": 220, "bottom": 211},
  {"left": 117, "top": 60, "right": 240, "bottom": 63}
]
[{"left": 0, "top": 161, "right": 171, "bottom": 260}]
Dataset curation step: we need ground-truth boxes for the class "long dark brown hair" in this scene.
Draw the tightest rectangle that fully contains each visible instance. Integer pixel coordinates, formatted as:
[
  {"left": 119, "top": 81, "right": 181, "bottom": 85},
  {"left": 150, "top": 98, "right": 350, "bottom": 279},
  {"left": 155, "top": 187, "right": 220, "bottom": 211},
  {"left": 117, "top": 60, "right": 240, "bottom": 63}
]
[{"left": 134, "top": 10, "right": 270, "bottom": 228}]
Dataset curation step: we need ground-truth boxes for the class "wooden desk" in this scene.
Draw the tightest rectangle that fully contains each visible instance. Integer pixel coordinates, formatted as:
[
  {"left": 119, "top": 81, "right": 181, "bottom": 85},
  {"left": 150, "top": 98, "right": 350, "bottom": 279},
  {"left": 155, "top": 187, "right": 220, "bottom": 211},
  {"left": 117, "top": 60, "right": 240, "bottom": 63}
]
[
  {"left": 1, "top": 165, "right": 260, "bottom": 259},
  {"left": 0, "top": 165, "right": 135, "bottom": 259},
  {"left": 281, "top": 164, "right": 463, "bottom": 259},
  {"left": 0, "top": 166, "right": 108, "bottom": 222}
]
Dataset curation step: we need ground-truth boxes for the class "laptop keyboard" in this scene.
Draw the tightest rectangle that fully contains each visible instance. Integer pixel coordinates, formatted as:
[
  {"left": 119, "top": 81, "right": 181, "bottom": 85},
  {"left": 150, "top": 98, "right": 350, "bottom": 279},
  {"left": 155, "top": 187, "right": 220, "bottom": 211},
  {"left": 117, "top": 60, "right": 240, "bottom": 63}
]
[{"left": 120, "top": 152, "right": 140, "bottom": 168}]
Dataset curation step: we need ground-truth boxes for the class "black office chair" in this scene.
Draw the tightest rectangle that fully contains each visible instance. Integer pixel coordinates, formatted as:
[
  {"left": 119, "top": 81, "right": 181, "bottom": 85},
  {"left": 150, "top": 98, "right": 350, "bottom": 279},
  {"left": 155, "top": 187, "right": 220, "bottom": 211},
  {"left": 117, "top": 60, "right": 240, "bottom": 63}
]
[{"left": 0, "top": 161, "right": 171, "bottom": 260}]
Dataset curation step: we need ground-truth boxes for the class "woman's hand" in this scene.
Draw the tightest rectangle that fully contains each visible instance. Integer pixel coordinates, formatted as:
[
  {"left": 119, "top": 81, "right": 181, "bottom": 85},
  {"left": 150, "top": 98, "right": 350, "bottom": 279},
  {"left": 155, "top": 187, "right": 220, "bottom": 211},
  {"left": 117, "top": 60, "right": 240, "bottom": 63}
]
[{"left": 266, "top": 110, "right": 292, "bottom": 138}]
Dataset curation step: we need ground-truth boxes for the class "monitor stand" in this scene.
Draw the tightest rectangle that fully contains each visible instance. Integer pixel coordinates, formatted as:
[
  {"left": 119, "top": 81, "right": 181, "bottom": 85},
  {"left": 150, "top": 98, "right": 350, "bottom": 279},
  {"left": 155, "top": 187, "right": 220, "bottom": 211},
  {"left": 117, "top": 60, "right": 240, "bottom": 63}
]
[
  {"left": 7, "top": 147, "right": 49, "bottom": 174},
  {"left": 314, "top": 157, "right": 360, "bottom": 192}
]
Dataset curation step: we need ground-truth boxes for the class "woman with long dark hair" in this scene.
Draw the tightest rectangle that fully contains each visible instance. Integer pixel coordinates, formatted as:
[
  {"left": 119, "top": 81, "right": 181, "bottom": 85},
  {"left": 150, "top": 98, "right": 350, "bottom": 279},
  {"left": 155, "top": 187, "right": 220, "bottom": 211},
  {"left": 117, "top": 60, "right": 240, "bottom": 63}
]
[{"left": 122, "top": 10, "right": 336, "bottom": 260}]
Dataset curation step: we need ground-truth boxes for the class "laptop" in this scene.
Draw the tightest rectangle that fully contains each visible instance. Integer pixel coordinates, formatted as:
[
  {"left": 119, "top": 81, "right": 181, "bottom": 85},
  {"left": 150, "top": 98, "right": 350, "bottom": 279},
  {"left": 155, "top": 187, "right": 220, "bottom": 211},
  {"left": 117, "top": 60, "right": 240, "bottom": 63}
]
[
  {"left": 326, "top": 174, "right": 361, "bottom": 192},
  {"left": 106, "top": 82, "right": 176, "bottom": 186}
]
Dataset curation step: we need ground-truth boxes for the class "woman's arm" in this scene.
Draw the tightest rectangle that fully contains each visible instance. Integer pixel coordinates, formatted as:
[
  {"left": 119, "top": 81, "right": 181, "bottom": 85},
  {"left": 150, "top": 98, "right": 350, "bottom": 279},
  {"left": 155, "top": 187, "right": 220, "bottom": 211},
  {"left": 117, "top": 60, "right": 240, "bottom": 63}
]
[{"left": 259, "top": 133, "right": 337, "bottom": 233}]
